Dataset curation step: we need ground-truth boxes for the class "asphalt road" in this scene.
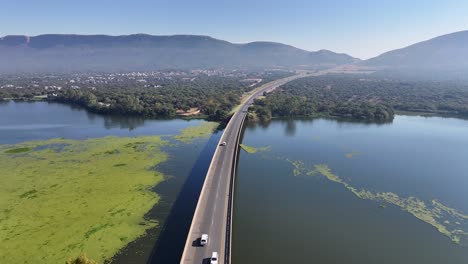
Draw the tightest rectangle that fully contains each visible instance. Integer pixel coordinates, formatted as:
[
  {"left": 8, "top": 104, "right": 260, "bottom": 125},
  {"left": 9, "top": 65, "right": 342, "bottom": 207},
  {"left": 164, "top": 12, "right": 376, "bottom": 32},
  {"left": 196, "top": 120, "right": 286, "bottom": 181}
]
[{"left": 180, "top": 74, "right": 306, "bottom": 264}]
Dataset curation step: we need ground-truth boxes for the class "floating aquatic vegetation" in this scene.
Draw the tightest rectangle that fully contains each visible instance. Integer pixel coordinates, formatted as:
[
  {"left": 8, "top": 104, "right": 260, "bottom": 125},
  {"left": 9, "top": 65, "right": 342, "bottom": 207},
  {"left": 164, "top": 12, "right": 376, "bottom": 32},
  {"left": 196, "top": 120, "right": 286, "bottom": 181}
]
[
  {"left": 4, "top": 147, "right": 31, "bottom": 154},
  {"left": 289, "top": 161, "right": 468, "bottom": 245},
  {"left": 345, "top": 151, "right": 361, "bottom": 158},
  {"left": 287, "top": 159, "right": 305, "bottom": 176},
  {"left": 0, "top": 136, "right": 170, "bottom": 263},
  {"left": 433, "top": 200, "right": 468, "bottom": 220},
  {"left": 240, "top": 144, "right": 271, "bottom": 154},
  {"left": 66, "top": 254, "right": 98, "bottom": 264},
  {"left": 287, "top": 159, "right": 317, "bottom": 177},
  {"left": 173, "top": 121, "right": 218, "bottom": 143}
]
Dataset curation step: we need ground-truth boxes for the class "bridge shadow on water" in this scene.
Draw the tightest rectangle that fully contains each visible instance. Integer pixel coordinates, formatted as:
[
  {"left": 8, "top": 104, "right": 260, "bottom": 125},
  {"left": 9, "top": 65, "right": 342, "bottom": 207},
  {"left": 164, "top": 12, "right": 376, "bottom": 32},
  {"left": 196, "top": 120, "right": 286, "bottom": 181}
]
[
  {"left": 109, "top": 130, "right": 220, "bottom": 264},
  {"left": 147, "top": 131, "right": 222, "bottom": 264}
]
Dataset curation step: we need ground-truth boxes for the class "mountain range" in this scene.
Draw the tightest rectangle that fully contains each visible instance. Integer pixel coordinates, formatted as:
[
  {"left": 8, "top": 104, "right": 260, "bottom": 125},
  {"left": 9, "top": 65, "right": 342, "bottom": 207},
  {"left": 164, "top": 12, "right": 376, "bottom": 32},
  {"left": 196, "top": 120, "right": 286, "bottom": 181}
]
[
  {"left": 0, "top": 30, "right": 467, "bottom": 76},
  {"left": 363, "top": 30, "right": 468, "bottom": 79},
  {"left": 0, "top": 34, "right": 358, "bottom": 73}
]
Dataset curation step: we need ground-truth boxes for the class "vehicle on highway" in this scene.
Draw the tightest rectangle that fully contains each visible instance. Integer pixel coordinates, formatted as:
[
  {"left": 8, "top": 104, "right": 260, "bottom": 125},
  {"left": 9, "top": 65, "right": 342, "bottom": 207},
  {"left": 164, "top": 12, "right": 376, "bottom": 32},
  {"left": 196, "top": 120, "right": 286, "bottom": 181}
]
[
  {"left": 220, "top": 141, "right": 227, "bottom": 146},
  {"left": 200, "top": 234, "right": 208, "bottom": 246},
  {"left": 210, "top": 252, "right": 218, "bottom": 264}
]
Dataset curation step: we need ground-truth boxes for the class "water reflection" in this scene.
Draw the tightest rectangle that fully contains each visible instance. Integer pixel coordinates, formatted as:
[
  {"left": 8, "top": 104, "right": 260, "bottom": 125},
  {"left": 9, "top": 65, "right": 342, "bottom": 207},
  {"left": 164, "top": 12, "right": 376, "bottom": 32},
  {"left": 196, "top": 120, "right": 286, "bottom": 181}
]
[
  {"left": 101, "top": 114, "right": 146, "bottom": 131},
  {"left": 284, "top": 119, "right": 297, "bottom": 136},
  {"left": 0, "top": 101, "right": 200, "bottom": 144},
  {"left": 246, "top": 117, "right": 392, "bottom": 135}
]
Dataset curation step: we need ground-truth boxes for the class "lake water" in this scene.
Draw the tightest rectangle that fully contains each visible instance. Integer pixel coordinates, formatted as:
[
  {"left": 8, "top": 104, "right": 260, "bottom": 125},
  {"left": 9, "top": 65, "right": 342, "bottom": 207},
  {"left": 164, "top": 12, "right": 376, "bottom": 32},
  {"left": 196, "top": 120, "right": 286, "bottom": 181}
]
[
  {"left": 0, "top": 101, "right": 212, "bottom": 144},
  {"left": 0, "top": 101, "right": 220, "bottom": 263},
  {"left": 232, "top": 116, "right": 468, "bottom": 264},
  {"left": 4, "top": 101, "right": 468, "bottom": 263}
]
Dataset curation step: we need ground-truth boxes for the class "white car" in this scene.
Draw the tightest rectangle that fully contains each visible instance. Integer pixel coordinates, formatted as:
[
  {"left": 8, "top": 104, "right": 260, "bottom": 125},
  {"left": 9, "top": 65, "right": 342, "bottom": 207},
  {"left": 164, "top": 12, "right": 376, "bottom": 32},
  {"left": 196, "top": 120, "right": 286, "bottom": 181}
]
[
  {"left": 210, "top": 252, "right": 218, "bottom": 264},
  {"left": 220, "top": 141, "right": 227, "bottom": 146},
  {"left": 200, "top": 234, "right": 208, "bottom": 246}
]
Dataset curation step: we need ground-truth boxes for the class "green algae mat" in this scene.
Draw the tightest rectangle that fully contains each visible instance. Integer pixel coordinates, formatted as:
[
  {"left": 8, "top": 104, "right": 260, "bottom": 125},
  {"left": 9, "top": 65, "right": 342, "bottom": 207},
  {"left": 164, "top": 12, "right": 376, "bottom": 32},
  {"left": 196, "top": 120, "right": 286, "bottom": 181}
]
[
  {"left": 239, "top": 144, "right": 271, "bottom": 154},
  {"left": 0, "top": 120, "right": 219, "bottom": 263},
  {"left": 0, "top": 136, "right": 169, "bottom": 263},
  {"left": 173, "top": 121, "right": 219, "bottom": 143}
]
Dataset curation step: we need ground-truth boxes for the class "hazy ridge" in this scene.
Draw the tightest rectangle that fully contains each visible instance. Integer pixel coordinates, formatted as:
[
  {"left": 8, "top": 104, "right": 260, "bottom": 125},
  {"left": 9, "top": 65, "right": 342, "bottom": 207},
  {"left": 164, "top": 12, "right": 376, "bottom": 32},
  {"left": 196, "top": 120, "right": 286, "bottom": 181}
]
[
  {"left": 0, "top": 34, "right": 358, "bottom": 73},
  {"left": 363, "top": 30, "right": 468, "bottom": 79}
]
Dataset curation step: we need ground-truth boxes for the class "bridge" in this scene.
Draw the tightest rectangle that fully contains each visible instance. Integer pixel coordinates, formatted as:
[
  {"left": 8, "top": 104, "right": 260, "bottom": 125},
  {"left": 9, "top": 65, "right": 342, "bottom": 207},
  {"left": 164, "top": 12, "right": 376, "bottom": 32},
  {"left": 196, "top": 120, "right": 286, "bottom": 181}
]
[{"left": 180, "top": 73, "right": 306, "bottom": 264}]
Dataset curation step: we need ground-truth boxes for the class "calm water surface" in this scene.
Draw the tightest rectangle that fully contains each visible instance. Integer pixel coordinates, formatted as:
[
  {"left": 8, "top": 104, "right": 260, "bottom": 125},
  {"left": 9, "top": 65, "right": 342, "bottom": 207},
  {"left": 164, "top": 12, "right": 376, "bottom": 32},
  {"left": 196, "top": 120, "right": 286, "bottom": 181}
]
[
  {"left": 233, "top": 116, "right": 468, "bottom": 264},
  {"left": 0, "top": 101, "right": 207, "bottom": 143},
  {"left": 0, "top": 101, "right": 220, "bottom": 263}
]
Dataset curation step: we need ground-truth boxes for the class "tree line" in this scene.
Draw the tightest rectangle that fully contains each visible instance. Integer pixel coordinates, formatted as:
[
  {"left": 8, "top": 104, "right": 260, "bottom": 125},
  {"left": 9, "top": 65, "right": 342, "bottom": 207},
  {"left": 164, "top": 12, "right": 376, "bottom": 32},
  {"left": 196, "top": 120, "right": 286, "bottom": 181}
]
[
  {"left": 250, "top": 75, "right": 468, "bottom": 122},
  {"left": 0, "top": 71, "right": 292, "bottom": 121},
  {"left": 50, "top": 76, "right": 244, "bottom": 120}
]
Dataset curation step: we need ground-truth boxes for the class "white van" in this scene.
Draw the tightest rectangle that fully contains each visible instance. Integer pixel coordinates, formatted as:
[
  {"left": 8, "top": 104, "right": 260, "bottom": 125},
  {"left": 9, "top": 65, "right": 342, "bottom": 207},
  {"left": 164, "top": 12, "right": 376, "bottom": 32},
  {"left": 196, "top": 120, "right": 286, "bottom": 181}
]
[
  {"left": 210, "top": 252, "right": 218, "bottom": 264},
  {"left": 200, "top": 234, "right": 208, "bottom": 246}
]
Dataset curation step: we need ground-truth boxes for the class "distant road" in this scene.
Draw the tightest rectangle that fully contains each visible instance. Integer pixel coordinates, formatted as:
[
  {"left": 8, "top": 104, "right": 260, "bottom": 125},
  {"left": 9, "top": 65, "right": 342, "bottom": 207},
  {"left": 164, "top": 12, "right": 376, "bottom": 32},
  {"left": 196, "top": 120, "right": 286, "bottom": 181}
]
[{"left": 180, "top": 73, "right": 307, "bottom": 264}]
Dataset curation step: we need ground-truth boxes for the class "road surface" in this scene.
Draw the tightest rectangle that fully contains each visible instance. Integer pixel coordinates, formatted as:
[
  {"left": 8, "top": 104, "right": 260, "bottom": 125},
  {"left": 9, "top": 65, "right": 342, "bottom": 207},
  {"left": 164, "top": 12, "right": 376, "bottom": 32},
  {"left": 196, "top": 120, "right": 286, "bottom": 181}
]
[{"left": 180, "top": 73, "right": 306, "bottom": 264}]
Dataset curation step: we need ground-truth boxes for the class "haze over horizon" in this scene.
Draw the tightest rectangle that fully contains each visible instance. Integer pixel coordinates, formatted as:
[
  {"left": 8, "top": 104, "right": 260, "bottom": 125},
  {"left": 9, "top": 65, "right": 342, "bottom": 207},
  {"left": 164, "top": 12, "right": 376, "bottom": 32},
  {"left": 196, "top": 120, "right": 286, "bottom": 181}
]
[{"left": 2, "top": 0, "right": 468, "bottom": 59}]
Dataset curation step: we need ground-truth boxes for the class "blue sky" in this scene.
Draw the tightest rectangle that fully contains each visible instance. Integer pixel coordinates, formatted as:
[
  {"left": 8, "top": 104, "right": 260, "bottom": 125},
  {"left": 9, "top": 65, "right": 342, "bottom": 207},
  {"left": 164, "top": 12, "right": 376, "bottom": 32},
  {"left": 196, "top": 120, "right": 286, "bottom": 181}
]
[{"left": 1, "top": 0, "right": 467, "bottom": 59}]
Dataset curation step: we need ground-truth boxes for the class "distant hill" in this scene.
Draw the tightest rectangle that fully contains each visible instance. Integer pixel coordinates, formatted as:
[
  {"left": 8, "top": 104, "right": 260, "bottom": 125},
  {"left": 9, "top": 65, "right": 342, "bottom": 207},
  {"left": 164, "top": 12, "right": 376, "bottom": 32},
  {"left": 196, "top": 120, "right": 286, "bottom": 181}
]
[
  {"left": 0, "top": 34, "right": 358, "bottom": 73},
  {"left": 364, "top": 30, "right": 468, "bottom": 79}
]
